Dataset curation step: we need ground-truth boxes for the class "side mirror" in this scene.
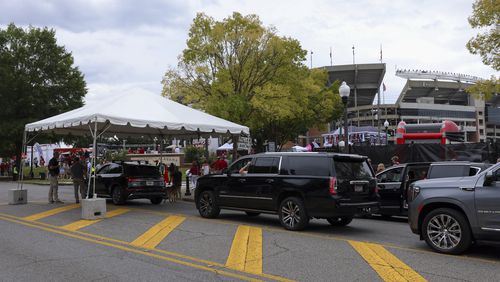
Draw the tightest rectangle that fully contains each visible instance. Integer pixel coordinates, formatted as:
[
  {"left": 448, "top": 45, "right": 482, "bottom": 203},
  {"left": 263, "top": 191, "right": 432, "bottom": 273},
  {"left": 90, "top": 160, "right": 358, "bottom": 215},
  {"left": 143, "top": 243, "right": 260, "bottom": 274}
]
[{"left": 484, "top": 171, "right": 494, "bottom": 186}]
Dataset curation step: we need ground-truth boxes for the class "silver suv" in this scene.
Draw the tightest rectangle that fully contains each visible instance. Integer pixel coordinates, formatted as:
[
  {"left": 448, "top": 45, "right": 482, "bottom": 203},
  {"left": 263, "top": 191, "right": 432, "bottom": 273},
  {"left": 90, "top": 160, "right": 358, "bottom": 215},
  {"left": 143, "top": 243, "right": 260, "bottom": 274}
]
[{"left": 407, "top": 162, "right": 500, "bottom": 254}]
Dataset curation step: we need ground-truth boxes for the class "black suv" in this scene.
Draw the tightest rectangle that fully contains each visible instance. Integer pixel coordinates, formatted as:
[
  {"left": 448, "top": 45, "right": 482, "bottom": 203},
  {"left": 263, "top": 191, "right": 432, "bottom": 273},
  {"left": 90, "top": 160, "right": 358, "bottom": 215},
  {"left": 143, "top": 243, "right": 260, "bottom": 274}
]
[
  {"left": 376, "top": 161, "right": 490, "bottom": 217},
  {"left": 93, "top": 162, "right": 166, "bottom": 205},
  {"left": 194, "top": 152, "right": 379, "bottom": 230}
]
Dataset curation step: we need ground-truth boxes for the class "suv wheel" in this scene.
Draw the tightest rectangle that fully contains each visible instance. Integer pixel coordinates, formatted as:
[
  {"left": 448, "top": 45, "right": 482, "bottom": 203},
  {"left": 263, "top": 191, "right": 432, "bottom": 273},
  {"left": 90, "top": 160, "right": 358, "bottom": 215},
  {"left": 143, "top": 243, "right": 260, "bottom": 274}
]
[
  {"left": 112, "top": 186, "right": 126, "bottom": 205},
  {"left": 279, "top": 197, "right": 309, "bottom": 231},
  {"left": 327, "top": 216, "right": 353, "bottom": 226},
  {"left": 197, "top": 190, "right": 220, "bottom": 218},
  {"left": 422, "top": 208, "right": 472, "bottom": 254},
  {"left": 150, "top": 197, "right": 163, "bottom": 205}
]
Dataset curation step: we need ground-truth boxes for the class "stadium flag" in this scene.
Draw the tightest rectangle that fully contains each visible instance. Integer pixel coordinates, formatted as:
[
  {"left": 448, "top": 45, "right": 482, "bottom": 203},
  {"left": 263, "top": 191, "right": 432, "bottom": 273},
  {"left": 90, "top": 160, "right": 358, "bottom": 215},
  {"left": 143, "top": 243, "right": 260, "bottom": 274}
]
[
  {"left": 383, "top": 82, "right": 387, "bottom": 92},
  {"left": 380, "top": 44, "right": 383, "bottom": 62}
]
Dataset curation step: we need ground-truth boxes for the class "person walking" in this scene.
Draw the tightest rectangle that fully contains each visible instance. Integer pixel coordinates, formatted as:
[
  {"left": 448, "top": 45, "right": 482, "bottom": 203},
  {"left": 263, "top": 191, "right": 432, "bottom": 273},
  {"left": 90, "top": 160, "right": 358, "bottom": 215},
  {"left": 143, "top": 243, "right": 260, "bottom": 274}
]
[
  {"left": 70, "top": 157, "right": 86, "bottom": 203},
  {"left": 172, "top": 166, "right": 182, "bottom": 201},
  {"left": 48, "top": 152, "right": 63, "bottom": 203}
]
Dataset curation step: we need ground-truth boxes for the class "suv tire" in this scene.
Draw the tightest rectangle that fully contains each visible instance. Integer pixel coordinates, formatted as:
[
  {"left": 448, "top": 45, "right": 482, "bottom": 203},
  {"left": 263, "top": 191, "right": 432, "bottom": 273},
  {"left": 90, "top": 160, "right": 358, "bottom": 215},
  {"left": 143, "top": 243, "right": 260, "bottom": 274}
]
[
  {"left": 112, "top": 186, "right": 126, "bottom": 205},
  {"left": 327, "top": 216, "right": 353, "bottom": 226},
  {"left": 422, "top": 208, "right": 472, "bottom": 254},
  {"left": 150, "top": 197, "right": 163, "bottom": 205},
  {"left": 279, "top": 197, "right": 309, "bottom": 231},
  {"left": 197, "top": 190, "right": 220, "bottom": 218}
]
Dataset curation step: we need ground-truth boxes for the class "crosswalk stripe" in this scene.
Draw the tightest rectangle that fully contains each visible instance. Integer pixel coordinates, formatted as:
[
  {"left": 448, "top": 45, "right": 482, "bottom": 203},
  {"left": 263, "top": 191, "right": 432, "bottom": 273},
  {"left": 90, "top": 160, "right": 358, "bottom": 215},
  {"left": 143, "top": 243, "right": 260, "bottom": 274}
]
[
  {"left": 131, "top": 215, "right": 185, "bottom": 249},
  {"left": 22, "top": 204, "right": 80, "bottom": 221},
  {"left": 61, "top": 208, "right": 131, "bottom": 231},
  {"left": 349, "top": 240, "right": 427, "bottom": 282},
  {"left": 226, "top": 225, "right": 263, "bottom": 274}
]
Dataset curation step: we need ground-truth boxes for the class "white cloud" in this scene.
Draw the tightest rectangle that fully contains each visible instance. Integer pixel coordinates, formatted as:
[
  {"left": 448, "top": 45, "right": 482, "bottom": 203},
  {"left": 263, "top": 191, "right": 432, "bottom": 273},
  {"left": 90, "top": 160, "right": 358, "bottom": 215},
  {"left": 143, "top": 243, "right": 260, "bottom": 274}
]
[{"left": 1, "top": 0, "right": 497, "bottom": 105}]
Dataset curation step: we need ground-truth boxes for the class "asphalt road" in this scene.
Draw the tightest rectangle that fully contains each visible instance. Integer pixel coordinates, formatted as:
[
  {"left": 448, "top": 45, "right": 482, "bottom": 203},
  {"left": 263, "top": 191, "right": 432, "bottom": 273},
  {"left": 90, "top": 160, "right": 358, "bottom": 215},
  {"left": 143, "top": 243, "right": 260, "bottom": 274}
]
[{"left": 0, "top": 182, "right": 499, "bottom": 282}]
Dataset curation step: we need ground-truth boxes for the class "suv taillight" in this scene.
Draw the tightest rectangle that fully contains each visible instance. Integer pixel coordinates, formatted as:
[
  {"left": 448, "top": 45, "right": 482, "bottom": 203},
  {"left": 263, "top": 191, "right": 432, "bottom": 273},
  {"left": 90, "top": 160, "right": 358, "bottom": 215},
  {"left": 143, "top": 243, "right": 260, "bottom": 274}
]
[{"left": 329, "top": 177, "right": 337, "bottom": 195}]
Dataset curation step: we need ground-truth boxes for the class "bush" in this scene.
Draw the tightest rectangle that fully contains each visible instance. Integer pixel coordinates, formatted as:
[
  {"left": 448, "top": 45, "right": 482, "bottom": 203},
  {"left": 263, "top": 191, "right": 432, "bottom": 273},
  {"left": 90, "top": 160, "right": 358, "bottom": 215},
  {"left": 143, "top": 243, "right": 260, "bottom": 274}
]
[
  {"left": 184, "top": 146, "right": 206, "bottom": 163},
  {"left": 105, "top": 150, "right": 129, "bottom": 162}
]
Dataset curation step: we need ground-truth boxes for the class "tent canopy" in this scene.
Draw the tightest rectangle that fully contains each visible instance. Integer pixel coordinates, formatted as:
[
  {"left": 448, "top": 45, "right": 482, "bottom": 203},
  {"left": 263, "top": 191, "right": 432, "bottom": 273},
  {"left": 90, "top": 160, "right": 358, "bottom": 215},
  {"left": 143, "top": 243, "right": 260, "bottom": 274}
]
[
  {"left": 25, "top": 91, "right": 249, "bottom": 137},
  {"left": 217, "top": 143, "right": 233, "bottom": 150}
]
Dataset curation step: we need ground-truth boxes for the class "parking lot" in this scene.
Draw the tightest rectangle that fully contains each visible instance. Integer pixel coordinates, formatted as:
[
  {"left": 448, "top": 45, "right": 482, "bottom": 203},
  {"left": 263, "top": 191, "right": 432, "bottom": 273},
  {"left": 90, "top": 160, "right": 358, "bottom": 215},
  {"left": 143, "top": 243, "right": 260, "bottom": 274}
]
[{"left": 1, "top": 182, "right": 499, "bottom": 282}]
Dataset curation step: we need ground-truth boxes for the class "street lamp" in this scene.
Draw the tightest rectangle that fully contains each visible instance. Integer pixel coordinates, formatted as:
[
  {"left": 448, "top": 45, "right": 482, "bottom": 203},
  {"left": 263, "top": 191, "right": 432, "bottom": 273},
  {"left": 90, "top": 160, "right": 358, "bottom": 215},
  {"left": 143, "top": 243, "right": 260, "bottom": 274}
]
[
  {"left": 384, "top": 120, "right": 389, "bottom": 145},
  {"left": 339, "top": 81, "right": 350, "bottom": 152}
]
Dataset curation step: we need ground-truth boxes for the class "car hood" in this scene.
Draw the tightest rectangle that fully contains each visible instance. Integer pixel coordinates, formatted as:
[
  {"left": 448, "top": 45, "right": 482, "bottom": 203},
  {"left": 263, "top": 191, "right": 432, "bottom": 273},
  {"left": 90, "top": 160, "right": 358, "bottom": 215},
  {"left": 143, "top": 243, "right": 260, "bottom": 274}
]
[{"left": 413, "top": 176, "right": 477, "bottom": 189}]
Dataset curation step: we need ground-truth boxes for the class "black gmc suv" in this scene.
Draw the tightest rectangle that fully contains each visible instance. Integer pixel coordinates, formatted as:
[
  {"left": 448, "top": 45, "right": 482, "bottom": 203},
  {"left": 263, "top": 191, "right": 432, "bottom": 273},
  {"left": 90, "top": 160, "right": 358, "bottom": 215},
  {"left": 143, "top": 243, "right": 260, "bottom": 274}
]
[
  {"left": 194, "top": 152, "right": 379, "bottom": 230},
  {"left": 93, "top": 162, "right": 166, "bottom": 205}
]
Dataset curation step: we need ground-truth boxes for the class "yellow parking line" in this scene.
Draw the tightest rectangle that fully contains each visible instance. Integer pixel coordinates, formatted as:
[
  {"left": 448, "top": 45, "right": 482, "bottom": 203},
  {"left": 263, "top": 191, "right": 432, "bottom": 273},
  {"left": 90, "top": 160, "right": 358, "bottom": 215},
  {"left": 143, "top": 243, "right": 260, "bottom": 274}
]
[
  {"left": 61, "top": 208, "right": 131, "bottom": 231},
  {"left": 131, "top": 215, "right": 185, "bottom": 248},
  {"left": 0, "top": 214, "right": 262, "bottom": 282},
  {"left": 226, "top": 225, "right": 263, "bottom": 274},
  {"left": 22, "top": 204, "right": 80, "bottom": 221},
  {"left": 349, "top": 240, "right": 427, "bottom": 282}
]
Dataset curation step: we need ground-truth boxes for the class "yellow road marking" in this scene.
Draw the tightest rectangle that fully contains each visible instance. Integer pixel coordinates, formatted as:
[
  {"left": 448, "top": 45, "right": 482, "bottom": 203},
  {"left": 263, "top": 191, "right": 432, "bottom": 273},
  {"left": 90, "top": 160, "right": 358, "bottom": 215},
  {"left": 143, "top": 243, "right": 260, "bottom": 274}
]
[
  {"left": 61, "top": 208, "right": 130, "bottom": 231},
  {"left": 226, "top": 225, "right": 263, "bottom": 274},
  {"left": 22, "top": 204, "right": 80, "bottom": 221},
  {"left": 131, "top": 215, "right": 185, "bottom": 248},
  {"left": 0, "top": 214, "right": 263, "bottom": 282},
  {"left": 0, "top": 212, "right": 293, "bottom": 282},
  {"left": 349, "top": 240, "right": 427, "bottom": 282}
]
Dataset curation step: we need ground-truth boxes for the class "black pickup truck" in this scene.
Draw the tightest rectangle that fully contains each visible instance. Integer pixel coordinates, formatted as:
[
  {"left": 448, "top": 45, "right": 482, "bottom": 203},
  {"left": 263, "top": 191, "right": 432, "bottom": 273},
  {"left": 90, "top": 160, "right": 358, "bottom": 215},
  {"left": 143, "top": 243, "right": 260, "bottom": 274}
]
[
  {"left": 194, "top": 152, "right": 379, "bottom": 230},
  {"left": 376, "top": 161, "right": 490, "bottom": 217}
]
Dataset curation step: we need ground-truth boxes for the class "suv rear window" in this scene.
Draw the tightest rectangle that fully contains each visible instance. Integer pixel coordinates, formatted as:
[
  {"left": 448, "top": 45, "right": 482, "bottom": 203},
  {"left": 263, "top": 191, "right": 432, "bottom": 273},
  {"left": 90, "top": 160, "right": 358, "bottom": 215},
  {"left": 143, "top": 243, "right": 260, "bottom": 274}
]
[
  {"left": 334, "top": 159, "right": 372, "bottom": 180},
  {"left": 125, "top": 165, "right": 160, "bottom": 177},
  {"left": 429, "top": 165, "right": 467, "bottom": 178},
  {"left": 287, "top": 156, "right": 331, "bottom": 176}
]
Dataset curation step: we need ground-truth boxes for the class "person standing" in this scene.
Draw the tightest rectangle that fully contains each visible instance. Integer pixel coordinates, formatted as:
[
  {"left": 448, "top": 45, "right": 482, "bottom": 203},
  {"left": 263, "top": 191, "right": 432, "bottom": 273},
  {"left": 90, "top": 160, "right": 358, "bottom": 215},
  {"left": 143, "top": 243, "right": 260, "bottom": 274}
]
[
  {"left": 70, "top": 157, "right": 86, "bottom": 203},
  {"left": 168, "top": 163, "right": 175, "bottom": 185},
  {"left": 189, "top": 160, "right": 200, "bottom": 188},
  {"left": 48, "top": 152, "right": 63, "bottom": 203},
  {"left": 201, "top": 159, "right": 210, "bottom": 176},
  {"left": 172, "top": 166, "right": 182, "bottom": 200}
]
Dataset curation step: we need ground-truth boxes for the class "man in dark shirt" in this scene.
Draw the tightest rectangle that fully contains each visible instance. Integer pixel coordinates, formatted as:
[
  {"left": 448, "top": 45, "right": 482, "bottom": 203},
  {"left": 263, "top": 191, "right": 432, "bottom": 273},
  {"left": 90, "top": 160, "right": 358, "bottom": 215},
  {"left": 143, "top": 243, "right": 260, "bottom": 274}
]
[
  {"left": 48, "top": 152, "right": 63, "bottom": 203},
  {"left": 70, "top": 157, "right": 87, "bottom": 203}
]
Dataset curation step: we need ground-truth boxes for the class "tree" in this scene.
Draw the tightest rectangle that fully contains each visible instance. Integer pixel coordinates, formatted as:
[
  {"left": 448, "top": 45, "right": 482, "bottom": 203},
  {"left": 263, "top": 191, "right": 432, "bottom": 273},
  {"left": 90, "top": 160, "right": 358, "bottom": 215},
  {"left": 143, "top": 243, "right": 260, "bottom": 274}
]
[
  {"left": 0, "top": 23, "right": 87, "bottom": 168},
  {"left": 465, "top": 0, "right": 499, "bottom": 101},
  {"left": 162, "top": 12, "right": 342, "bottom": 150},
  {"left": 466, "top": 0, "right": 500, "bottom": 71}
]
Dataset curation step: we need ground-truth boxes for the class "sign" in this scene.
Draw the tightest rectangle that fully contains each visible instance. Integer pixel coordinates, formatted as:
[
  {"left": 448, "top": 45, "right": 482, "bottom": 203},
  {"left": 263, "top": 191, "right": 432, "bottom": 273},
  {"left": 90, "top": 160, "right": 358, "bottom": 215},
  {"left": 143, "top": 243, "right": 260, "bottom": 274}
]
[
  {"left": 267, "top": 142, "right": 275, "bottom": 152},
  {"left": 237, "top": 136, "right": 251, "bottom": 151}
]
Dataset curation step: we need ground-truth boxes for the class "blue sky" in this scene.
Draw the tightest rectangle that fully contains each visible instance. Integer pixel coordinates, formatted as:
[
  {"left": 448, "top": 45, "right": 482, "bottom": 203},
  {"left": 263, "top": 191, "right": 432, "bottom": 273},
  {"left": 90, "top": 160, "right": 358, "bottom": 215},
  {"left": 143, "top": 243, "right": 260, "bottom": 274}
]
[{"left": 1, "top": 0, "right": 496, "bottom": 104}]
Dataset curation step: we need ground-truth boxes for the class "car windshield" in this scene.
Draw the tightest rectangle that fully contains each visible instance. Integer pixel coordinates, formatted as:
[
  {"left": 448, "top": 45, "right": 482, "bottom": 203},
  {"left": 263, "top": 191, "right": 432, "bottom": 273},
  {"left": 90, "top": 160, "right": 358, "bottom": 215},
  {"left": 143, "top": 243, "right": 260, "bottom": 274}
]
[
  {"left": 334, "top": 159, "right": 373, "bottom": 180},
  {"left": 125, "top": 165, "right": 160, "bottom": 177}
]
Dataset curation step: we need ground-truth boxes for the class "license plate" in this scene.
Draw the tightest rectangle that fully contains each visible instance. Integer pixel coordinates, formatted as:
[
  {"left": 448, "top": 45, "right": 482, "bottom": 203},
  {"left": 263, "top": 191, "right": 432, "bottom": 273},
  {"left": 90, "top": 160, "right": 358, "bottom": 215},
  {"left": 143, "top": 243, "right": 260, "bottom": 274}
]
[
  {"left": 146, "top": 181, "right": 154, "bottom": 186},
  {"left": 354, "top": 185, "right": 364, "bottom": 192}
]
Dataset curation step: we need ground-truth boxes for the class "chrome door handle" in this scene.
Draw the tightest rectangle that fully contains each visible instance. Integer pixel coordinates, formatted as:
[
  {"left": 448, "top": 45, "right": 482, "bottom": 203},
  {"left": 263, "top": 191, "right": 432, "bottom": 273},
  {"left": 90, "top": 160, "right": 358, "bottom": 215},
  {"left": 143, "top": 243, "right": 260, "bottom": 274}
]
[{"left": 460, "top": 187, "right": 475, "bottom": 191}]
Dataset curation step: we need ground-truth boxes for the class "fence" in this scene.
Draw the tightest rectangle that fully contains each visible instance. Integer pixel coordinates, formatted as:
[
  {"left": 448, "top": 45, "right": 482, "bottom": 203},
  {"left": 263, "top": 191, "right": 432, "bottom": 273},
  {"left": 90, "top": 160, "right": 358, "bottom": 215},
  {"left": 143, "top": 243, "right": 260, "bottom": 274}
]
[{"left": 316, "top": 142, "right": 500, "bottom": 166}]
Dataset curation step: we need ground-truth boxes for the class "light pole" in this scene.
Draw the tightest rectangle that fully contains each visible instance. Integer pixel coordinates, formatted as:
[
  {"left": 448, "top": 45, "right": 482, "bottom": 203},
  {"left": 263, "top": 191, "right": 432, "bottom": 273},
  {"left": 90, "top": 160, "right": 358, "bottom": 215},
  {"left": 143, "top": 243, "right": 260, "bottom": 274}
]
[
  {"left": 339, "top": 81, "right": 351, "bottom": 153},
  {"left": 384, "top": 120, "right": 389, "bottom": 145}
]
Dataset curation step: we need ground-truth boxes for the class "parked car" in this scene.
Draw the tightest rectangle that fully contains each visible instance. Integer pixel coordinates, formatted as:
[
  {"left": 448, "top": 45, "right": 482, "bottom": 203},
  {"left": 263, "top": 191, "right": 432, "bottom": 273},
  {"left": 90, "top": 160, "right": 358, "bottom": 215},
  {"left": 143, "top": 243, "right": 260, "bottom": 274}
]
[
  {"left": 194, "top": 152, "right": 379, "bottom": 230},
  {"left": 408, "top": 162, "right": 500, "bottom": 254},
  {"left": 375, "top": 161, "right": 490, "bottom": 217},
  {"left": 92, "top": 162, "right": 166, "bottom": 205}
]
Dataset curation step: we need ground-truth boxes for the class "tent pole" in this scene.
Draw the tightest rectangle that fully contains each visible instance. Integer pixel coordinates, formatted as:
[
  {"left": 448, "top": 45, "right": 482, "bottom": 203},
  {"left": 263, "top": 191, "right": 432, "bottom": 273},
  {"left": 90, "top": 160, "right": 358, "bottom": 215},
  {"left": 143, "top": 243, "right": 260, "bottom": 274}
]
[
  {"left": 92, "top": 118, "right": 98, "bottom": 198},
  {"left": 18, "top": 130, "right": 27, "bottom": 190}
]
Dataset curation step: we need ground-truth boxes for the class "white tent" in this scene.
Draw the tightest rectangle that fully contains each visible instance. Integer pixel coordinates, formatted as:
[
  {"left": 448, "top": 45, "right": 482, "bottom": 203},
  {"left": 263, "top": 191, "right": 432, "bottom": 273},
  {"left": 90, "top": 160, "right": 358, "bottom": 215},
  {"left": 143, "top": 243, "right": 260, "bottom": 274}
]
[
  {"left": 19, "top": 91, "right": 249, "bottom": 201},
  {"left": 25, "top": 91, "right": 249, "bottom": 136},
  {"left": 217, "top": 143, "right": 233, "bottom": 150}
]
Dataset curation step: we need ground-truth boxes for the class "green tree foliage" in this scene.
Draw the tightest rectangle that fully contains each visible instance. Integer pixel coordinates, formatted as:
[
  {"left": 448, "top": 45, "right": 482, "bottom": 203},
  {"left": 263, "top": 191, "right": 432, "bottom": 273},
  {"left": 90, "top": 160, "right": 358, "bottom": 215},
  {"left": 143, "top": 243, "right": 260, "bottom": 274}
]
[
  {"left": 162, "top": 12, "right": 342, "bottom": 151},
  {"left": 466, "top": 0, "right": 500, "bottom": 70},
  {"left": 0, "top": 23, "right": 86, "bottom": 166}
]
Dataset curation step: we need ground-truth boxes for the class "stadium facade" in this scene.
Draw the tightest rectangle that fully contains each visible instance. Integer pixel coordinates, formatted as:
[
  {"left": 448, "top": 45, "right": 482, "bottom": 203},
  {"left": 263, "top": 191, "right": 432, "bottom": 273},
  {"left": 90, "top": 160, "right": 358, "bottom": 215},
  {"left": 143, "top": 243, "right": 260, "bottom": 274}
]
[{"left": 305, "top": 64, "right": 500, "bottom": 144}]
